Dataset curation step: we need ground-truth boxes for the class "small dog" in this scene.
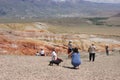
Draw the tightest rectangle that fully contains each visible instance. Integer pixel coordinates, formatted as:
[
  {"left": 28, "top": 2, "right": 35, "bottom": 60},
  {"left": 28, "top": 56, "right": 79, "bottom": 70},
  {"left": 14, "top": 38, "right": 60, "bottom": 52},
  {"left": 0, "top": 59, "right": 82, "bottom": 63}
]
[{"left": 49, "top": 58, "right": 63, "bottom": 66}]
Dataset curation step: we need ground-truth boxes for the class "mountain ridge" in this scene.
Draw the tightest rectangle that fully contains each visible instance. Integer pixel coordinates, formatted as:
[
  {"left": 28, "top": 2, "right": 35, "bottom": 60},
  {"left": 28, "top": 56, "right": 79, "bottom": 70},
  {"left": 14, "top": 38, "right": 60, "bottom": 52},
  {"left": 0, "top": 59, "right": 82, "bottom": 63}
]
[{"left": 0, "top": 0, "right": 120, "bottom": 19}]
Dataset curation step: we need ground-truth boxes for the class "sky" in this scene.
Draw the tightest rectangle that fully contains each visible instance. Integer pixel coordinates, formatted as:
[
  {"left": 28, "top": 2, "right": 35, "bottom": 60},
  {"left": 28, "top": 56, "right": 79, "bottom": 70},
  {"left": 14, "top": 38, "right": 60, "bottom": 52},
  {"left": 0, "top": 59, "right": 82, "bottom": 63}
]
[
  {"left": 84, "top": 0, "right": 120, "bottom": 3},
  {"left": 53, "top": 0, "right": 120, "bottom": 3}
]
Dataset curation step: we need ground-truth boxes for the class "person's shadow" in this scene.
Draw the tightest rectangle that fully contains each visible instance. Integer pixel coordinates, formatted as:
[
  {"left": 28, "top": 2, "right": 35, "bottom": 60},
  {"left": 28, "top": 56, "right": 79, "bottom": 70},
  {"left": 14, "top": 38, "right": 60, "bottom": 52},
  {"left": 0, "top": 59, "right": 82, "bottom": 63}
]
[{"left": 62, "top": 66, "right": 78, "bottom": 69}]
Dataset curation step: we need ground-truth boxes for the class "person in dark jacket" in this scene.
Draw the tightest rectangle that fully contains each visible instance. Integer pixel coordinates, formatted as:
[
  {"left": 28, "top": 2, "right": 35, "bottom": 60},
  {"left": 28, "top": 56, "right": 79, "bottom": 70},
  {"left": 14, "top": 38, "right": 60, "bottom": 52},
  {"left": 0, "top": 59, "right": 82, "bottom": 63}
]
[
  {"left": 70, "top": 47, "right": 81, "bottom": 69},
  {"left": 68, "top": 40, "right": 73, "bottom": 54},
  {"left": 105, "top": 45, "right": 109, "bottom": 56}
]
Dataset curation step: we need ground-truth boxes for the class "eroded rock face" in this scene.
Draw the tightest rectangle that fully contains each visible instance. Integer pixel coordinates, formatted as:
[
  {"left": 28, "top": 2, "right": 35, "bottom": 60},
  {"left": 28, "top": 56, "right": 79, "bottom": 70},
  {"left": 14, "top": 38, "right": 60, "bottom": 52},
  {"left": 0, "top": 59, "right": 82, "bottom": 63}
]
[
  {"left": 0, "top": 35, "right": 67, "bottom": 55},
  {"left": 0, "top": 23, "right": 120, "bottom": 55}
]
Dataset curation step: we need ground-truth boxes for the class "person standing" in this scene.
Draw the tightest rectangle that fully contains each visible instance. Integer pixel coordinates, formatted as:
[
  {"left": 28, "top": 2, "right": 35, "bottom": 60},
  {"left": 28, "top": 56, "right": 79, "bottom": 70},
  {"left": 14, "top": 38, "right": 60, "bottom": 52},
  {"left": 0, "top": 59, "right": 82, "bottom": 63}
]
[
  {"left": 88, "top": 44, "right": 96, "bottom": 62},
  {"left": 68, "top": 40, "right": 73, "bottom": 54},
  {"left": 70, "top": 47, "right": 81, "bottom": 69},
  {"left": 105, "top": 45, "right": 109, "bottom": 56}
]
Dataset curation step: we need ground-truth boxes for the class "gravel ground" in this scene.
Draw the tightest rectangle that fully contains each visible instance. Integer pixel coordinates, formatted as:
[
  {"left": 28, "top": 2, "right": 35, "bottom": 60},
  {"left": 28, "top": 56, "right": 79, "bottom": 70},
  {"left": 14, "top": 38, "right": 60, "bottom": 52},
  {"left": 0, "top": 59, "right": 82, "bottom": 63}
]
[{"left": 0, "top": 52, "right": 120, "bottom": 80}]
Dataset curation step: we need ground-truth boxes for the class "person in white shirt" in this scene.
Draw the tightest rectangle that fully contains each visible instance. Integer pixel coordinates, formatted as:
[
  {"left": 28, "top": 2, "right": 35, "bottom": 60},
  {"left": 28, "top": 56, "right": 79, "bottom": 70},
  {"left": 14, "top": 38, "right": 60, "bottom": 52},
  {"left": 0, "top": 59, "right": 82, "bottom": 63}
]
[
  {"left": 51, "top": 49, "right": 57, "bottom": 61},
  {"left": 88, "top": 44, "right": 96, "bottom": 62},
  {"left": 40, "top": 49, "right": 45, "bottom": 56},
  {"left": 49, "top": 48, "right": 63, "bottom": 66}
]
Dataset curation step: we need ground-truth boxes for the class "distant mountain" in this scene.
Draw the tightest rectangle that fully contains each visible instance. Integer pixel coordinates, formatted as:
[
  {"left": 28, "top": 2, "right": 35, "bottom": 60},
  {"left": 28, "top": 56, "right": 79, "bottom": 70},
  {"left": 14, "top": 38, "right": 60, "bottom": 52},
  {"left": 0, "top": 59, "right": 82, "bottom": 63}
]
[
  {"left": 105, "top": 13, "right": 120, "bottom": 26},
  {"left": 112, "top": 13, "right": 120, "bottom": 17},
  {"left": 0, "top": 0, "right": 120, "bottom": 19}
]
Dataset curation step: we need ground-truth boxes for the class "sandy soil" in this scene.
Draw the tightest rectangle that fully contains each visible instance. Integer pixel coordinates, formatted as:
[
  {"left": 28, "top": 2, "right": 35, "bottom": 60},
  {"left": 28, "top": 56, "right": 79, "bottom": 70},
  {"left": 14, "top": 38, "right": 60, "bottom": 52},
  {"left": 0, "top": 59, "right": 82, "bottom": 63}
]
[{"left": 0, "top": 52, "right": 120, "bottom": 80}]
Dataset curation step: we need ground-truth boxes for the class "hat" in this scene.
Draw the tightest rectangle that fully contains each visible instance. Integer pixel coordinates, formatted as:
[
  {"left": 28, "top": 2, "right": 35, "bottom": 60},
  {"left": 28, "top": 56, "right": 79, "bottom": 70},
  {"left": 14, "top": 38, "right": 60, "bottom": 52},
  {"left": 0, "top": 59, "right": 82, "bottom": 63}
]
[{"left": 69, "top": 40, "right": 72, "bottom": 43}]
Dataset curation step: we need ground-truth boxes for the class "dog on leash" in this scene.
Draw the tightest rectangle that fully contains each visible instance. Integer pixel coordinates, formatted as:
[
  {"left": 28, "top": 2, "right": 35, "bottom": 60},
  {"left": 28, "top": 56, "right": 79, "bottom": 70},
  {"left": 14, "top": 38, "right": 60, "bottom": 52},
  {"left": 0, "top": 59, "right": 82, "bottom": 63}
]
[{"left": 49, "top": 58, "right": 63, "bottom": 66}]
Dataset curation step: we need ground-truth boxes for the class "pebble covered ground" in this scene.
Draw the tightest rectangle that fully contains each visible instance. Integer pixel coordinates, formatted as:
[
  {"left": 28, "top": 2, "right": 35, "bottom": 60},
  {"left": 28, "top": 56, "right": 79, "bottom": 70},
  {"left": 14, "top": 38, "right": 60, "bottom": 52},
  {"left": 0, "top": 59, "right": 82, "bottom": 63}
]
[{"left": 0, "top": 52, "right": 120, "bottom": 80}]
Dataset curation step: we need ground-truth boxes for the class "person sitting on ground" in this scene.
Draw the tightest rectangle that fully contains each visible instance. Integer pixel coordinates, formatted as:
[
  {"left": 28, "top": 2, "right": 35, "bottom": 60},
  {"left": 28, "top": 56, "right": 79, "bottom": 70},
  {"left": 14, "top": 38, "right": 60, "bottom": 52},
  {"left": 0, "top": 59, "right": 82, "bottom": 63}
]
[
  {"left": 40, "top": 49, "right": 45, "bottom": 56},
  {"left": 36, "top": 51, "right": 40, "bottom": 56},
  {"left": 70, "top": 47, "right": 81, "bottom": 69}
]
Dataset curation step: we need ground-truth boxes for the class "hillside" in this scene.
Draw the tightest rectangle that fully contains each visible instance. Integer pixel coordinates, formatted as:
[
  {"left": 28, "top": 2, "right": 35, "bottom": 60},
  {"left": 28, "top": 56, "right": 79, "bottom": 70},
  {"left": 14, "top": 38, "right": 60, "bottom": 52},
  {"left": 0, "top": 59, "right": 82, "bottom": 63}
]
[
  {"left": 105, "top": 13, "right": 120, "bottom": 26},
  {"left": 0, "top": 0, "right": 120, "bottom": 19},
  {"left": 0, "top": 22, "right": 120, "bottom": 55}
]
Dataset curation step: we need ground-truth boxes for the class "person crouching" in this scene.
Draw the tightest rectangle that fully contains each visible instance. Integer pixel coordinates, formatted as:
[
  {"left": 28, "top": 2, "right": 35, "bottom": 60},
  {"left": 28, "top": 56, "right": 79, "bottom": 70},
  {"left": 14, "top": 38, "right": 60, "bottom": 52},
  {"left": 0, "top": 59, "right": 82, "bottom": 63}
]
[
  {"left": 49, "top": 48, "right": 63, "bottom": 66},
  {"left": 70, "top": 47, "right": 81, "bottom": 69}
]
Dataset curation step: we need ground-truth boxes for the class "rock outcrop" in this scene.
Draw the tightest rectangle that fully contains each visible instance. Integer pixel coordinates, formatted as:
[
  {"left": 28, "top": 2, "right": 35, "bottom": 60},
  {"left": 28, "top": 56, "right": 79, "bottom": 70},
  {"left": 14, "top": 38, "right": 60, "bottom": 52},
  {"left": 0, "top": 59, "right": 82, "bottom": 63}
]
[{"left": 0, "top": 23, "right": 120, "bottom": 55}]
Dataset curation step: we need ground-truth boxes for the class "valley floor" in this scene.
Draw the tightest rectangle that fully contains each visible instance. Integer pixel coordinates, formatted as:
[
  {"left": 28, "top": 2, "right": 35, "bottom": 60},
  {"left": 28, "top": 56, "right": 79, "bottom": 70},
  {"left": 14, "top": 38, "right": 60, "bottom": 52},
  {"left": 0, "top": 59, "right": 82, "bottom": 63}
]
[{"left": 0, "top": 52, "right": 120, "bottom": 80}]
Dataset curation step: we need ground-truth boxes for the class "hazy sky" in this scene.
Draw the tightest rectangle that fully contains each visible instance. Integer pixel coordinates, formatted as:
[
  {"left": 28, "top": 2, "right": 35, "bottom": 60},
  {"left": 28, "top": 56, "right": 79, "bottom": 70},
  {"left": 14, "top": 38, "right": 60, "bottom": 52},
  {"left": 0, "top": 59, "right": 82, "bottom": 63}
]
[
  {"left": 84, "top": 0, "right": 120, "bottom": 3},
  {"left": 53, "top": 0, "right": 120, "bottom": 3}
]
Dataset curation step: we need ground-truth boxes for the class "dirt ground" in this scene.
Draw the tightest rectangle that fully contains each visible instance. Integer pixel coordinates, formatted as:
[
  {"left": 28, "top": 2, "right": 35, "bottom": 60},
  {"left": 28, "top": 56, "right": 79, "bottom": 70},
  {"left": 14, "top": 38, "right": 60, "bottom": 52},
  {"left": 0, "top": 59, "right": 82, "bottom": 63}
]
[{"left": 0, "top": 52, "right": 120, "bottom": 80}]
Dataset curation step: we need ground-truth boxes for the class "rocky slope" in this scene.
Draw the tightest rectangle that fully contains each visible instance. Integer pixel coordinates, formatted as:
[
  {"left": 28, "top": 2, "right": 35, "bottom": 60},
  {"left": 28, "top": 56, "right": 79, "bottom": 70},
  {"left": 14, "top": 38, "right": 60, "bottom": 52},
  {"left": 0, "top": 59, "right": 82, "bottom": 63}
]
[{"left": 0, "top": 22, "right": 120, "bottom": 55}]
